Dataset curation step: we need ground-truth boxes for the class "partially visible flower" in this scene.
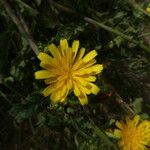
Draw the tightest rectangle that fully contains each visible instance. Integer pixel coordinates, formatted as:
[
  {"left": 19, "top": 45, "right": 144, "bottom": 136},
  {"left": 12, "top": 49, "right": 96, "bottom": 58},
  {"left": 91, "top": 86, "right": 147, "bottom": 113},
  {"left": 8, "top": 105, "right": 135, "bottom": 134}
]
[
  {"left": 146, "top": 4, "right": 150, "bottom": 13},
  {"left": 35, "top": 39, "right": 103, "bottom": 105},
  {"left": 113, "top": 115, "right": 150, "bottom": 150},
  {"left": 146, "top": 7, "right": 150, "bottom": 13}
]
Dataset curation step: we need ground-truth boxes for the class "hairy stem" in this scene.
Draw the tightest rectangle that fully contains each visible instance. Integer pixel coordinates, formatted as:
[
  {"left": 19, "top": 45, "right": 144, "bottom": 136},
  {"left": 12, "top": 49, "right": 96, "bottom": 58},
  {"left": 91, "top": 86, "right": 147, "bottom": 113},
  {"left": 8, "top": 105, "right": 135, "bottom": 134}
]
[{"left": 114, "top": 93, "right": 135, "bottom": 117}]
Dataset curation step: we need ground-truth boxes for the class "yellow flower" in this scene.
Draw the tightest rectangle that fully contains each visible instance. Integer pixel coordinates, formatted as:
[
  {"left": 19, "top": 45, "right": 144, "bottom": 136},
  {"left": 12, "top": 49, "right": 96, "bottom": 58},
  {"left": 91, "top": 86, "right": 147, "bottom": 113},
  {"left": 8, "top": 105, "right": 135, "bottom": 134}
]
[
  {"left": 146, "top": 7, "right": 150, "bottom": 13},
  {"left": 146, "top": 4, "right": 150, "bottom": 13},
  {"left": 35, "top": 39, "right": 103, "bottom": 105},
  {"left": 113, "top": 115, "right": 150, "bottom": 150}
]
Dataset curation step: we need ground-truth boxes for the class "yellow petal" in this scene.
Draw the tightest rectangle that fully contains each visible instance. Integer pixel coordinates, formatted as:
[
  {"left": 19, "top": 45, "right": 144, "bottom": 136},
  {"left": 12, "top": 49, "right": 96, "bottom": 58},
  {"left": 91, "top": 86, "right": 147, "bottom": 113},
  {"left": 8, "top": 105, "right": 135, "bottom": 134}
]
[
  {"left": 73, "top": 83, "right": 81, "bottom": 96},
  {"left": 75, "top": 74, "right": 96, "bottom": 82},
  {"left": 86, "top": 64, "right": 103, "bottom": 74},
  {"left": 74, "top": 77, "right": 89, "bottom": 86},
  {"left": 88, "top": 83, "right": 100, "bottom": 95},
  {"left": 74, "top": 77, "right": 98, "bottom": 95},
  {"left": 82, "top": 50, "right": 97, "bottom": 62},
  {"left": 37, "top": 52, "right": 53, "bottom": 62},
  {"left": 126, "top": 116, "right": 132, "bottom": 125},
  {"left": 84, "top": 76, "right": 96, "bottom": 82},
  {"left": 73, "top": 82, "right": 89, "bottom": 105},
  {"left": 44, "top": 77, "right": 58, "bottom": 84},
  {"left": 72, "top": 40, "right": 79, "bottom": 59},
  {"left": 84, "top": 59, "right": 96, "bottom": 68},
  {"left": 60, "top": 86, "right": 69, "bottom": 102},
  {"left": 60, "top": 39, "right": 68, "bottom": 56},
  {"left": 75, "top": 48, "right": 85, "bottom": 61},
  {"left": 50, "top": 92, "right": 60, "bottom": 103},
  {"left": 53, "top": 80, "right": 69, "bottom": 95},
  {"left": 50, "top": 87, "right": 64, "bottom": 102},
  {"left": 65, "top": 48, "right": 72, "bottom": 62},
  {"left": 40, "top": 61, "right": 63, "bottom": 75},
  {"left": 138, "top": 120, "right": 150, "bottom": 131},
  {"left": 133, "top": 115, "right": 140, "bottom": 126},
  {"left": 73, "top": 59, "right": 96, "bottom": 73},
  {"left": 51, "top": 85, "right": 68, "bottom": 102},
  {"left": 48, "top": 43, "right": 61, "bottom": 59},
  {"left": 113, "top": 129, "right": 121, "bottom": 138},
  {"left": 75, "top": 64, "right": 103, "bottom": 76},
  {"left": 67, "top": 79, "right": 73, "bottom": 90},
  {"left": 40, "top": 62, "right": 55, "bottom": 70},
  {"left": 115, "top": 121, "right": 123, "bottom": 129},
  {"left": 78, "top": 92, "right": 88, "bottom": 105},
  {"left": 72, "top": 59, "right": 84, "bottom": 71},
  {"left": 42, "top": 85, "right": 53, "bottom": 97},
  {"left": 35, "top": 70, "right": 54, "bottom": 79},
  {"left": 146, "top": 7, "right": 150, "bottom": 13},
  {"left": 79, "top": 84, "right": 91, "bottom": 95}
]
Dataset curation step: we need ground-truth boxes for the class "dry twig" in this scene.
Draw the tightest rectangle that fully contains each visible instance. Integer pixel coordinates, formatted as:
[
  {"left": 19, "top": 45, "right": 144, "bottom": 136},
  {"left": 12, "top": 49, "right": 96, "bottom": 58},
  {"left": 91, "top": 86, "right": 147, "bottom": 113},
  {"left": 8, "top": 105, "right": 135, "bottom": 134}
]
[{"left": 1, "top": 0, "right": 39, "bottom": 55}]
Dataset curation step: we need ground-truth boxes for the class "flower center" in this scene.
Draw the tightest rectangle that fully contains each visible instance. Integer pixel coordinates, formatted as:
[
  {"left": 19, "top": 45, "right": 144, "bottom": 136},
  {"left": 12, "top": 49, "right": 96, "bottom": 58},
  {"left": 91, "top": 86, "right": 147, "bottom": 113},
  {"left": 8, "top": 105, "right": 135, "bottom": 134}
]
[
  {"left": 122, "top": 127, "right": 141, "bottom": 145},
  {"left": 67, "top": 69, "right": 72, "bottom": 79}
]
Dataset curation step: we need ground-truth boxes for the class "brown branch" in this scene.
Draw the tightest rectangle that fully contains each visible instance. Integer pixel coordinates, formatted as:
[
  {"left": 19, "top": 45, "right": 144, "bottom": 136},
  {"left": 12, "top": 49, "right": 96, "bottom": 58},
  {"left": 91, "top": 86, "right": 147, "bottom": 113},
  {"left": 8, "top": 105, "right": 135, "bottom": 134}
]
[
  {"left": 1, "top": 0, "right": 39, "bottom": 55},
  {"left": 84, "top": 17, "right": 150, "bottom": 53},
  {"left": 108, "top": 84, "right": 135, "bottom": 117},
  {"left": 48, "top": 0, "right": 75, "bottom": 14},
  {"left": 113, "top": 93, "right": 135, "bottom": 117},
  {"left": 18, "top": 14, "right": 39, "bottom": 55}
]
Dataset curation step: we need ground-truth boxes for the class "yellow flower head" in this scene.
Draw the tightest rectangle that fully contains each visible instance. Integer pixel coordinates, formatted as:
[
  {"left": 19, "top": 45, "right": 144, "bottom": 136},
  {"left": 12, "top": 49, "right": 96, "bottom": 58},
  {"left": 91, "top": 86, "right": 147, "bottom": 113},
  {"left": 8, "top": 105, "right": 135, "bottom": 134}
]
[
  {"left": 114, "top": 115, "right": 150, "bottom": 150},
  {"left": 35, "top": 39, "right": 103, "bottom": 105},
  {"left": 146, "top": 4, "right": 150, "bottom": 13}
]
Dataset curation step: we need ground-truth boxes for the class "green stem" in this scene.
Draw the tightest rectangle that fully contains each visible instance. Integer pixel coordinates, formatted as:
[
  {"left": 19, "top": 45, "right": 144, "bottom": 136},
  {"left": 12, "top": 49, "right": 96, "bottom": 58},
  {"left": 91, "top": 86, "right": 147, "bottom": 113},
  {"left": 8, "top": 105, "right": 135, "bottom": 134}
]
[
  {"left": 84, "top": 17, "right": 150, "bottom": 53},
  {"left": 83, "top": 107, "right": 119, "bottom": 150},
  {"left": 90, "top": 121, "right": 118, "bottom": 150},
  {"left": 127, "top": 0, "right": 150, "bottom": 18},
  {"left": 48, "top": 0, "right": 150, "bottom": 53},
  {"left": 0, "top": 91, "right": 13, "bottom": 105},
  {"left": 70, "top": 117, "right": 90, "bottom": 139},
  {"left": 48, "top": 0, "right": 75, "bottom": 14}
]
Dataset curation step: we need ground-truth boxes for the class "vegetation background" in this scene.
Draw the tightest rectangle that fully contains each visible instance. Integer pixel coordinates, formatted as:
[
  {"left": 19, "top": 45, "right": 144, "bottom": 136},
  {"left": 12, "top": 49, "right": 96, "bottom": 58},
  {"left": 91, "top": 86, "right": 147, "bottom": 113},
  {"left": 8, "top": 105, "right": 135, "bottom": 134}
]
[{"left": 0, "top": 0, "right": 150, "bottom": 150}]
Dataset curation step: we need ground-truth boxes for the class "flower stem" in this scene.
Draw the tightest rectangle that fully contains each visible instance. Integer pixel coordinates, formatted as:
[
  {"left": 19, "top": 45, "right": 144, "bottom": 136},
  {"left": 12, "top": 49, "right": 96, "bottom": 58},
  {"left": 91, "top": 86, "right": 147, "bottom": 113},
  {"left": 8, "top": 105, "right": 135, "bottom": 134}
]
[
  {"left": 84, "top": 17, "right": 150, "bottom": 53},
  {"left": 83, "top": 107, "right": 119, "bottom": 150},
  {"left": 126, "top": 0, "right": 150, "bottom": 18},
  {"left": 90, "top": 121, "right": 118, "bottom": 150},
  {"left": 70, "top": 116, "right": 91, "bottom": 139},
  {"left": 48, "top": 0, "right": 150, "bottom": 53},
  {"left": 1, "top": 0, "right": 39, "bottom": 55}
]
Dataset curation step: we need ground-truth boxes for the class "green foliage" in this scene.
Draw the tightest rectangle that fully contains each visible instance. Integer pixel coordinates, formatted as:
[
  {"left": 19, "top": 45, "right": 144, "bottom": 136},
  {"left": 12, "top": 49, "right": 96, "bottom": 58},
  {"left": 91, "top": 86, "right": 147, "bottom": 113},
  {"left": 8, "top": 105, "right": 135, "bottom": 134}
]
[
  {"left": 10, "top": 93, "right": 49, "bottom": 123},
  {"left": 0, "top": 0, "right": 150, "bottom": 149}
]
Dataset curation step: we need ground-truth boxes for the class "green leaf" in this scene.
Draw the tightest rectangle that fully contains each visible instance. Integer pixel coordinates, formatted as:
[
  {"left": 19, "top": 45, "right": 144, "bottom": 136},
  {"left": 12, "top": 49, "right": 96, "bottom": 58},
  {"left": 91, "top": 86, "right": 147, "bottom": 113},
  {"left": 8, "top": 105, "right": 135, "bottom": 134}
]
[
  {"left": 132, "top": 98, "right": 143, "bottom": 113},
  {"left": 9, "top": 93, "right": 49, "bottom": 122},
  {"left": 34, "top": 0, "right": 42, "bottom": 6}
]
